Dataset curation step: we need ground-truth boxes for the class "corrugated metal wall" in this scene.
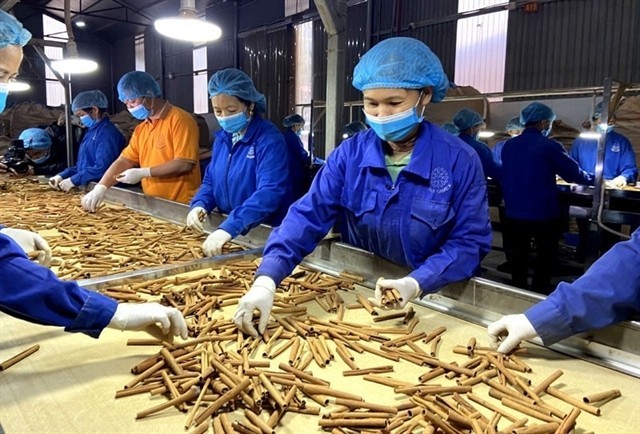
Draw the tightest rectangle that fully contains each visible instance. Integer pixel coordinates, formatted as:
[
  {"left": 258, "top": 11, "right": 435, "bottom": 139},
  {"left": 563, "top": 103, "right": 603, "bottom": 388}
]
[
  {"left": 372, "top": 0, "right": 457, "bottom": 78},
  {"left": 505, "top": 0, "right": 640, "bottom": 91},
  {"left": 239, "top": 27, "right": 294, "bottom": 125},
  {"left": 207, "top": 1, "right": 238, "bottom": 73}
]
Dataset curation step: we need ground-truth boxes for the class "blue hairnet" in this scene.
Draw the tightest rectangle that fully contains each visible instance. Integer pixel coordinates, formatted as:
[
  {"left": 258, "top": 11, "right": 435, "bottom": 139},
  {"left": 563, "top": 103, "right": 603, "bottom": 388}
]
[
  {"left": 0, "top": 10, "right": 31, "bottom": 48},
  {"left": 19, "top": 128, "right": 52, "bottom": 150},
  {"left": 452, "top": 108, "right": 484, "bottom": 131},
  {"left": 505, "top": 116, "right": 524, "bottom": 132},
  {"left": 208, "top": 69, "right": 266, "bottom": 113},
  {"left": 441, "top": 122, "right": 459, "bottom": 135},
  {"left": 283, "top": 114, "right": 305, "bottom": 128},
  {"left": 343, "top": 121, "right": 367, "bottom": 138},
  {"left": 72, "top": 90, "right": 108, "bottom": 112},
  {"left": 519, "top": 102, "right": 556, "bottom": 125},
  {"left": 352, "top": 37, "right": 449, "bottom": 103},
  {"left": 117, "top": 71, "right": 162, "bottom": 102}
]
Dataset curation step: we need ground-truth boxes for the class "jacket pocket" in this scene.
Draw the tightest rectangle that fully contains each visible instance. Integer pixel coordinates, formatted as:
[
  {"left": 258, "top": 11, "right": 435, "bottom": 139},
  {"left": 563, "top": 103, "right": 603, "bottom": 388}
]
[
  {"left": 411, "top": 198, "right": 454, "bottom": 230},
  {"left": 342, "top": 187, "right": 377, "bottom": 218}
]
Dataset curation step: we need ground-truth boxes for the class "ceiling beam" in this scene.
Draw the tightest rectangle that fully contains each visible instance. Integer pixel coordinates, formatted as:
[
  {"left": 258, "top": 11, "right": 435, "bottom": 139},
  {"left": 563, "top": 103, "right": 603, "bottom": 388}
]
[{"left": 26, "top": 4, "right": 151, "bottom": 27}]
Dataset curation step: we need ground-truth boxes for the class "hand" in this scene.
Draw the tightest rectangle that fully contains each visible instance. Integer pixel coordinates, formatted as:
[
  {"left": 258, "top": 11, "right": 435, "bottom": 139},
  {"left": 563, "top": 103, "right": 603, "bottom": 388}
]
[
  {"left": 49, "top": 175, "right": 63, "bottom": 189},
  {"left": 488, "top": 314, "right": 538, "bottom": 353},
  {"left": 115, "top": 167, "right": 151, "bottom": 184},
  {"left": 368, "top": 277, "right": 420, "bottom": 310},
  {"left": 202, "top": 229, "right": 232, "bottom": 257},
  {"left": 186, "top": 206, "right": 207, "bottom": 234},
  {"left": 606, "top": 175, "right": 627, "bottom": 189},
  {"left": 233, "top": 276, "right": 276, "bottom": 337},
  {"left": 0, "top": 227, "right": 52, "bottom": 267},
  {"left": 0, "top": 161, "right": 7, "bottom": 172},
  {"left": 58, "top": 178, "right": 75, "bottom": 192},
  {"left": 81, "top": 184, "right": 108, "bottom": 212},
  {"left": 108, "top": 302, "right": 188, "bottom": 339}
]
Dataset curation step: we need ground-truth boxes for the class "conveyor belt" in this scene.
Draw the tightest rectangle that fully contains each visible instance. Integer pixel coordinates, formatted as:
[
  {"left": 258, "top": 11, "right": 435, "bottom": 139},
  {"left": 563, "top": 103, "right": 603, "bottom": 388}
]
[
  {"left": 1, "top": 268, "right": 638, "bottom": 433},
  {"left": 2, "top": 178, "right": 638, "bottom": 386}
]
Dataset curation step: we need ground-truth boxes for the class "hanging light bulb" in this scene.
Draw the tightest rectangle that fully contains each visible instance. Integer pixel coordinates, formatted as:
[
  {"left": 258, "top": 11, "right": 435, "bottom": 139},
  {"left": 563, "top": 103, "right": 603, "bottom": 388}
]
[
  {"left": 154, "top": 0, "right": 222, "bottom": 43},
  {"left": 51, "top": 40, "right": 98, "bottom": 74},
  {"left": 50, "top": 0, "right": 98, "bottom": 74}
]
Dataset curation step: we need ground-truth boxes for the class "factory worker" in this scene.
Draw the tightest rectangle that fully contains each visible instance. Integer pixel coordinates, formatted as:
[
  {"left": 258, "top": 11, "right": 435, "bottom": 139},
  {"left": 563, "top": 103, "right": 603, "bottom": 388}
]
[
  {"left": 441, "top": 122, "right": 459, "bottom": 136},
  {"left": 0, "top": 127, "right": 66, "bottom": 176},
  {"left": 282, "top": 113, "right": 311, "bottom": 200},
  {"left": 0, "top": 10, "right": 187, "bottom": 340},
  {"left": 453, "top": 108, "right": 501, "bottom": 180},
  {"left": 570, "top": 102, "right": 638, "bottom": 188},
  {"left": 234, "top": 37, "right": 493, "bottom": 336},
  {"left": 49, "top": 90, "right": 125, "bottom": 192},
  {"left": 81, "top": 71, "right": 201, "bottom": 212},
  {"left": 342, "top": 121, "right": 368, "bottom": 139},
  {"left": 488, "top": 227, "right": 640, "bottom": 353},
  {"left": 186, "top": 69, "right": 292, "bottom": 257},
  {"left": 0, "top": 10, "right": 29, "bottom": 113},
  {"left": 492, "top": 117, "right": 524, "bottom": 165},
  {"left": 501, "top": 102, "right": 593, "bottom": 293},
  {"left": 493, "top": 117, "right": 524, "bottom": 273}
]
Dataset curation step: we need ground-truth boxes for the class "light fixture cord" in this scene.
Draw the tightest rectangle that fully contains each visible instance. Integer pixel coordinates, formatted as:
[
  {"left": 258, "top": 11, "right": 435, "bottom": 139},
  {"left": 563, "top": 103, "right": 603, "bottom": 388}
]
[{"left": 64, "top": 0, "right": 77, "bottom": 48}]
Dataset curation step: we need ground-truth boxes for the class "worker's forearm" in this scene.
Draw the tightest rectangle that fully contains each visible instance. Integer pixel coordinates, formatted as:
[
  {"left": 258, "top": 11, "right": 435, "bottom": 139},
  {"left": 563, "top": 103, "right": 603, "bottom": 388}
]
[
  {"left": 149, "top": 159, "right": 195, "bottom": 178},
  {"left": 99, "top": 157, "right": 136, "bottom": 187}
]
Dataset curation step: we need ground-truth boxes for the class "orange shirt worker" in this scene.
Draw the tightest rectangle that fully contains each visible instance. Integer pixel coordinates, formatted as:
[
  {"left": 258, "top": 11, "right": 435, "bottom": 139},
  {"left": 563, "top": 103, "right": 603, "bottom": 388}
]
[{"left": 81, "top": 71, "right": 201, "bottom": 212}]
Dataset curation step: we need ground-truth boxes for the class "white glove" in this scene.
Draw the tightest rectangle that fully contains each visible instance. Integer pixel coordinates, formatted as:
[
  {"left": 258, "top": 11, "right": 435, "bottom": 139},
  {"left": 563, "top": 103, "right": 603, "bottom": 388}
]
[
  {"left": 58, "top": 178, "right": 76, "bottom": 192},
  {"left": 108, "top": 302, "right": 188, "bottom": 339},
  {"left": 81, "top": 184, "right": 108, "bottom": 212},
  {"left": 488, "top": 314, "right": 539, "bottom": 353},
  {"left": 202, "top": 229, "right": 232, "bottom": 257},
  {"left": 0, "top": 227, "right": 52, "bottom": 267},
  {"left": 606, "top": 175, "right": 627, "bottom": 189},
  {"left": 48, "top": 175, "right": 63, "bottom": 190},
  {"left": 233, "top": 276, "right": 276, "bottom": 337},
  {"left": 115, "top": 167, "right": 151, "bottom": 184},
  {"left": 186, "top": 206, "right": 207, "bottom": 234},
  {"left": 368, "top": 277, "right": 420, "bottom": 310}
]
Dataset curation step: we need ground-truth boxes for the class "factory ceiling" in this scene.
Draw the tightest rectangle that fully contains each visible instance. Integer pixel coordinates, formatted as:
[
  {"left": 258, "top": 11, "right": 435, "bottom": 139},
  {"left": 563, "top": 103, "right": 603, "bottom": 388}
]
[{"left": 8, "top": 0, "right": 232, "bottom": 42}]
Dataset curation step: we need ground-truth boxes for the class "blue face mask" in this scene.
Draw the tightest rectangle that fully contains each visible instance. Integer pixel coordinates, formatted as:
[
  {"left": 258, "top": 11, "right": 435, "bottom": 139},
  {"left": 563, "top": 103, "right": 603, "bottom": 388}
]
[
  {"left": 364, "top": 94, "right": 424, "bottom": 142},
  {"left": 28, "top": 151, "right": 50, "bottom": 164},
  {"left": 217, "top": 110, "right": 251, "bottom": 134},
  {"left": 542, "top": 121, "right": 553, "bottom": 137},
  {"left": 0, "top": 82, "right": 9, "bottom": 113},
  {"left": 295, "top": 129, "right": 303, "bottom": 137},
  {"left": 128, "top": 101, "right": 151, "bottom": 120},
  {"left": 80, "top": 114, "right": 99, "bottom": 128}
]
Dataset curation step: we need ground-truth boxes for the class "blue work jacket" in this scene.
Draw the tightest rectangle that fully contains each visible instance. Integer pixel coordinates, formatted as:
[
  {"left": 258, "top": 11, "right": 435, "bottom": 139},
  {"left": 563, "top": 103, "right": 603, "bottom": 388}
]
[
  {"left": 0, "top": 233, "right": 117, "bottom": 338},
  {"left": 501, "top": 128, "right": 593, "bottom": 221},
  {"left": 458, "top": 133, "right": 501, "bottom": 181},
  {"left": 526, "top": 228, "right": 640, "bottom": 345},
  {"left": 283, "top": 129, "right": 310, "bottom": 200},
  {"left": 190, "top": 115, "right": 292, "bottom": 238},
  {"left": 58, "top": 117, "right": 125, "bottom": 186},
  {"left": 258, "top": 122, "right": 493, "bottom": 295},
  {"left": 570, "top": 130, "right": 638, "bottom": 183},
  {"left": 493, "top": 140, "right": 506, "bottom": 166}
]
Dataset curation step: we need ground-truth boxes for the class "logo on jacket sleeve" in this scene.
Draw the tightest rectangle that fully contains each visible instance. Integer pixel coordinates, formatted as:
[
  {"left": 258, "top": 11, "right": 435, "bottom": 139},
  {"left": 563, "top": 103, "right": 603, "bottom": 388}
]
[
  {"left": 247, "top": 146, "right": 256, "bottom": 159},
  {"left": 429, "top": 167, "right": 452, "bottom": 193},
  {"left": 611, "top": 143, "right": 620, "bottom": 152}
]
